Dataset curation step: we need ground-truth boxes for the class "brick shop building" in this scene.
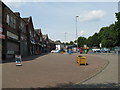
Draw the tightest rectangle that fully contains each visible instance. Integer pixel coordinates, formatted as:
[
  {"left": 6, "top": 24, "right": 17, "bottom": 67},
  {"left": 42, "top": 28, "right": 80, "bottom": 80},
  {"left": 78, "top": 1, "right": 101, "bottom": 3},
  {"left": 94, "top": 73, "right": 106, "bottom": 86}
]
[
  {"left": 23, "top": 17, "right": 36, "bottom": 55},
  {"left": 2, "top": 2, "right": 21, "bottom": 59},
  {"left": 1, "top": 1, "right": 56, "bottom": 60}
]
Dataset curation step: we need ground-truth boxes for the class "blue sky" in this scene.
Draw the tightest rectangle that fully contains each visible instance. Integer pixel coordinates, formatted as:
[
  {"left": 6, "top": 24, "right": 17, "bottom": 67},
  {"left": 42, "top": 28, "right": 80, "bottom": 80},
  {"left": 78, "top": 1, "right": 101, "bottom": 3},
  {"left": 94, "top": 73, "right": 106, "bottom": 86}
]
[{"left": 3, "top": 1, "right": 118, "bottom": 42}]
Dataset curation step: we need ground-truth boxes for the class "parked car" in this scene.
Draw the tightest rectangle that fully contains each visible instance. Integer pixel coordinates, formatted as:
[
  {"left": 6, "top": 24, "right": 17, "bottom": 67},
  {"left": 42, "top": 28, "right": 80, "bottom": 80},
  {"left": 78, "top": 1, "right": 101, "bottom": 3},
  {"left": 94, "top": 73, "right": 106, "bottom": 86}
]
[
  {"left": 100, "top": 48, "right": 110, "bottom": 53},
  {"left": 92, "top": 48, "right": 101, "bottom": 52},
  {"left": 51, "top": 49, "right": 59, "bottom": 53}
]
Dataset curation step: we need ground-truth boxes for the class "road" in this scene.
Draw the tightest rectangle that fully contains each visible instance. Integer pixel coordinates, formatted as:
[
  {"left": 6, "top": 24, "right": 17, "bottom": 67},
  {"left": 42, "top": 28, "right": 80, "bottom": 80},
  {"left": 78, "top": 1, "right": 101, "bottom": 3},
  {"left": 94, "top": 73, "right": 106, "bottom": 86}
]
[{"left": 2, "top": 53, "right": 108, "bottom": 88}]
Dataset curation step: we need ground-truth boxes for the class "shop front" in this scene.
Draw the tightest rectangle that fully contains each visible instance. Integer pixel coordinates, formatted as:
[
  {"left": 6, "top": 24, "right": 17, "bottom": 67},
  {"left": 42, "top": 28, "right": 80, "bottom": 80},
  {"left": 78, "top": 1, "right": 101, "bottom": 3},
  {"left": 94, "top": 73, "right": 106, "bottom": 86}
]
[
  {"left": 3, "top": 30, "right": 20, "bottom": 59},
  {"left": 7, "top": 41, "right": 19, "bottom": 58}
]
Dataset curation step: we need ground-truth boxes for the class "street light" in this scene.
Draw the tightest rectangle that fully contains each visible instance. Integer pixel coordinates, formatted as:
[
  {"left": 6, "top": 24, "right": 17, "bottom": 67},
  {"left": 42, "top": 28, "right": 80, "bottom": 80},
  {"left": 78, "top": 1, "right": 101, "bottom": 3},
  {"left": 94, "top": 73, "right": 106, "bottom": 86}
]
[
  {"left": 76, "top": 16, "right": 79, "bottom": 53},
  {"left": 65, "top": 32, "right": 67, "bottom": 43},
  {"left": 65, "top": 32, "right": 67, "bottom": 51}
]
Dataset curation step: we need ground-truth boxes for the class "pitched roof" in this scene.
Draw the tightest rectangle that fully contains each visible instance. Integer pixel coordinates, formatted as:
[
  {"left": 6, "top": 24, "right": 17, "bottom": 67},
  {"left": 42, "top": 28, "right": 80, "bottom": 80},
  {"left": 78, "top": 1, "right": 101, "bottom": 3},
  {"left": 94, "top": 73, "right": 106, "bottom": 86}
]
[
  {"left": 22, "top": 18, "right": 29, "bottom": 23},
  {"left": 42, "top": 34, "right": 48, "bottom": 40}
]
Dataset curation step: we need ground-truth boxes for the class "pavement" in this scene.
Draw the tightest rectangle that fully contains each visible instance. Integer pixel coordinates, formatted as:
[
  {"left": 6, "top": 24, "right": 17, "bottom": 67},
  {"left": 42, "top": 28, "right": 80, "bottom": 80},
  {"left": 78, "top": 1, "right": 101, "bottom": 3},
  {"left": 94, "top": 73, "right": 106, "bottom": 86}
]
[
  {"left": 2, "top": 53, "right": 108, "bottom": 88},
  {"left": 71, "top": 53, "right": 119, "bottom": 88}
]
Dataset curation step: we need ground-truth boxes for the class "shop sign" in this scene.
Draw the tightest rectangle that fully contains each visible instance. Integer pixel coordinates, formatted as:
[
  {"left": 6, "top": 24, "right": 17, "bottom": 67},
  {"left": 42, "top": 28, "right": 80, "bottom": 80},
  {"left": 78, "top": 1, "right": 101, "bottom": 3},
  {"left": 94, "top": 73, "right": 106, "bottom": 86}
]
[
  {"left": 7, "top": 50, "right": 14, "bottom": 54},
  {"left": 7, "top": 31, "right": 18, "bottom": 40}
]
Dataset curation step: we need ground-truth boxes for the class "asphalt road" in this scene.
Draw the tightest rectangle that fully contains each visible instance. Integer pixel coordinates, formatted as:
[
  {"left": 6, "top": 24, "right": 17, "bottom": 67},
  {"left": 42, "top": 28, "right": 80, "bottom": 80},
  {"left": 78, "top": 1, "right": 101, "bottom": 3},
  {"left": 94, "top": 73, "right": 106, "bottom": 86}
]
[{"left": 2, "top": 53, "right": 108, "bottom": 88}]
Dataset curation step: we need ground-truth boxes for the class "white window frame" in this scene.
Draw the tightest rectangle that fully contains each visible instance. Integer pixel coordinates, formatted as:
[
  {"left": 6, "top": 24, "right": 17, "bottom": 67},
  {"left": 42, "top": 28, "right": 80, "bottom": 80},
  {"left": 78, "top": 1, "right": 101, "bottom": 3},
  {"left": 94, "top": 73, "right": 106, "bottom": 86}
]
[{"left": 6, "top": 14, "right": 9, "bottom": 25}]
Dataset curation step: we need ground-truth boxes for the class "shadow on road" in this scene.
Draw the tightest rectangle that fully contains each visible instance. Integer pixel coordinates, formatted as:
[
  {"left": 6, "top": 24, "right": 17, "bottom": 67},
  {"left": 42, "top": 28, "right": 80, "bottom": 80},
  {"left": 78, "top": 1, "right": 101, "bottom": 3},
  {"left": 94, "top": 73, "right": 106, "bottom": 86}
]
[
  {"left": 47, "top": 82, "right": 119, "bottom": 88},
  {"left": 2, "top": 53, "right": 50, "bottom": 64},
  {"left": 1, "top": 83, "right": 119, "bottom": 90}
]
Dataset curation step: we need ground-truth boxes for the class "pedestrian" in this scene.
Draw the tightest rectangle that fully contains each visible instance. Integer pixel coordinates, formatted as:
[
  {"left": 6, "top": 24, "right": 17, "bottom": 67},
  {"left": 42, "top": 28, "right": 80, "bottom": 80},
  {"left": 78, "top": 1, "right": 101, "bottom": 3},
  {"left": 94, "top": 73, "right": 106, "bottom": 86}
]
[
  {"left": 115, "top": 49, "right": 118, "bottom": 56},
  {"left": 80, "top": 47, "right": 82, "bottom": 54},
  {"left": 100, "top": 48, "right": 103, "bottom": 54},
  {"left": 68, "top": 49, "right": 72, "bottom": 54}
]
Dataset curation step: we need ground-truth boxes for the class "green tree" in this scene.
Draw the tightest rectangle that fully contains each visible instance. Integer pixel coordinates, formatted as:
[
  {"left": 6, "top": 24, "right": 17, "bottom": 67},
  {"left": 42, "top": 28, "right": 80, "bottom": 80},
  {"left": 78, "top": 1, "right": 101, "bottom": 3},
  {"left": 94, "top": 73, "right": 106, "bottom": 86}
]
[
  {"left": 77, "top": 37, "right": 87, "bottom": 47},
  {"left": 69, "top": 41, "right": 74, "bottom": 45},
  {"left": 86, "top": 33, "right": 100, "bottom": 47},
  {"left": 115, "top": 12, "right": 120, "bottom": 46},
  {"left": 99, "top": 24, "right": 118, "bottom": 47}
]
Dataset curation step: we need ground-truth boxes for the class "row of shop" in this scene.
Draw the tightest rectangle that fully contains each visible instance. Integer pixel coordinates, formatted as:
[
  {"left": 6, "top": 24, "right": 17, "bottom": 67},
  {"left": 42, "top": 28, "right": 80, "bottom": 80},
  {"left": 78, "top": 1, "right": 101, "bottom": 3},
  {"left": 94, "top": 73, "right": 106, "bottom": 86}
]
[{"left": 0, "top": 1, "right": 56, "bottom": 60}]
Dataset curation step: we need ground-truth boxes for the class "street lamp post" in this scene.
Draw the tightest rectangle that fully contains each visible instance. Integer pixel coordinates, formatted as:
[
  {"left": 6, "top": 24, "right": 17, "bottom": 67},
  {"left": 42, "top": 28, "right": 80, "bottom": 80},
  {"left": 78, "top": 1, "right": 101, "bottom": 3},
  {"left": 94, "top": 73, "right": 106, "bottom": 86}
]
[
  {"left": 65, "top": 32, "right": 67, "bottom": 51},
  {"left": 76, "top": 16, "right": 79, "bottom": 53},
  {"left": 65, "top": 32, "right": 67, "bottom": 43}
]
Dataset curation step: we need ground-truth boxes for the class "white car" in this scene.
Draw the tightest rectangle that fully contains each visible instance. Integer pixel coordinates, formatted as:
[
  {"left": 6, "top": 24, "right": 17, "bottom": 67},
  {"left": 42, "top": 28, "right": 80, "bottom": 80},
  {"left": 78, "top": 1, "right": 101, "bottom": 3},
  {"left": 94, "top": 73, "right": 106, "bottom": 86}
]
[
  {"left": 92, "top": 48, "right": 101, "bottom": 52},
  {"left": 51, "top": 50, "right": 59, "bottom": 53}
]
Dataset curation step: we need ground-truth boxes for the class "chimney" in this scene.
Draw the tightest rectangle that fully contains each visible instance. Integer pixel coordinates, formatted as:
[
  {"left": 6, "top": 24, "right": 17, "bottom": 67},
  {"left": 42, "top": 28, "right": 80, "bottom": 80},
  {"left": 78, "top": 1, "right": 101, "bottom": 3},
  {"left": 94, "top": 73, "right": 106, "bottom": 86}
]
[{"left": 14, "top": 12, "right": 20, "bottom": 17}]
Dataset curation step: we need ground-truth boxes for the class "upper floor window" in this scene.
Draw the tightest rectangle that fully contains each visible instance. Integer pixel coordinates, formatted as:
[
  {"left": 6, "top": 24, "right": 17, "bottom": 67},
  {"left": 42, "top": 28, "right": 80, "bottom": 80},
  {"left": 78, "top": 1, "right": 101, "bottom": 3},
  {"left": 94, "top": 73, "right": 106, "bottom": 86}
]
[
  {"left": 13, "top": 17, "right": 16, "bottom": 29},
  {"left": 20, "top": 21, "right": 26, "bottom": 33},
  {"left": 7, "top": 14, "right": 17, "bottom": 29},
  {"left": 30, "top": 30, "right": 32, "bottom": 35},
  {"left": 34, "top": 33, "right": 36, "bottom": 37},
  {"left": 10, "top": 16, "right": 13, "bottom": 24},
  {"left": 6, "top": 14, "right": 9, "bottom": 25}
]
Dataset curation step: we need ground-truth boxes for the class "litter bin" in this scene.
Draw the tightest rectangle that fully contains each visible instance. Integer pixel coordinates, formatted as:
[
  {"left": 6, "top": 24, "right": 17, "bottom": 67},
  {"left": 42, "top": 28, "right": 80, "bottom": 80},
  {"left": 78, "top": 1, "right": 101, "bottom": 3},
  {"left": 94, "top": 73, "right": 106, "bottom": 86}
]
[{"left": 76, "top": 55, "right": 87, "bottom": 65}]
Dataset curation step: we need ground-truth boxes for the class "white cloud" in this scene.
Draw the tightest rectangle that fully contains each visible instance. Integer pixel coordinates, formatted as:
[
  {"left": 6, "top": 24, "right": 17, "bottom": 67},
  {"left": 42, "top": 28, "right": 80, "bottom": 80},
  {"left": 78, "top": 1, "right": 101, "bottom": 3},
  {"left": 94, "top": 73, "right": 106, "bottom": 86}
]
[
  {"left": 78, "top": 30, "right": 85, "bottom": 36},
  {"left": 78, "top": 10, "right": 106, "bottom": 22}
]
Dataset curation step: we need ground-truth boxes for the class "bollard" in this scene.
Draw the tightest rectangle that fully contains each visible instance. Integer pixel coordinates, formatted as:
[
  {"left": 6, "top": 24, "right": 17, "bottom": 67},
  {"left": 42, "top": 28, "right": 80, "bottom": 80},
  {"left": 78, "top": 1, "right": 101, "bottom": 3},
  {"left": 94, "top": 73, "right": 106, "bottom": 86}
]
[{"left": 76, "top": 55, "right": 87, "bottom": 65}]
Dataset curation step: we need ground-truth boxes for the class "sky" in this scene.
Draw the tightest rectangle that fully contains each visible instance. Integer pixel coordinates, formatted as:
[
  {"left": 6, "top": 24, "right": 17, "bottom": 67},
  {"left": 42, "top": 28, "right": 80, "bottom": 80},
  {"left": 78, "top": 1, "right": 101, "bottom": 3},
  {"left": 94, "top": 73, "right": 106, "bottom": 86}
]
[{"left": 2, "top": 1, "right": 119, "bottom": 42}]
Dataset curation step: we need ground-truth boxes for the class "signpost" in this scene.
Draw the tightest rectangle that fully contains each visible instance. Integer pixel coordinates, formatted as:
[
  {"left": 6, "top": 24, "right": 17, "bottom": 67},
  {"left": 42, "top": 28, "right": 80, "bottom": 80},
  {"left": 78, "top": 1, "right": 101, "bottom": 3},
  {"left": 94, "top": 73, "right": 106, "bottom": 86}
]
[{"left": 15, "top": 55, "right": 22, "bottom": 66}]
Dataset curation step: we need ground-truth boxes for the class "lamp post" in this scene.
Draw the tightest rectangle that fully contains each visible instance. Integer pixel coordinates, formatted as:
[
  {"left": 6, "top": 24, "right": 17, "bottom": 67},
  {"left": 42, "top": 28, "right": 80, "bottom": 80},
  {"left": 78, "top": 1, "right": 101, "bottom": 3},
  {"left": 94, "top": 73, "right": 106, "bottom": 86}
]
[
  {"left": 65, "top": 32, "right": 67, "bottom": 51},
  {"left": 65, "top": 32, "right": 67, "bottom": 43},
  {"left": 76, "top": 16, "right": 79, "bottom": 53}
]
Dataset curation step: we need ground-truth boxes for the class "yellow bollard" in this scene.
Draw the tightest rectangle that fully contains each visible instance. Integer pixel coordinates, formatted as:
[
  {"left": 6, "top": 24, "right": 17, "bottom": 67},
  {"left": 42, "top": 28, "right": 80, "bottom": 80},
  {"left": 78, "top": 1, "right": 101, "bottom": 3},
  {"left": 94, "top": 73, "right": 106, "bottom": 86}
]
[
  {"left": 80, "top": 56, "right": 87, "bottom": 65},
  {"left": 76, "top": 55, "right": 78, "bottom": 63},
  {"left": 76, "top": 55, "right": 87, "bottom": 65}
]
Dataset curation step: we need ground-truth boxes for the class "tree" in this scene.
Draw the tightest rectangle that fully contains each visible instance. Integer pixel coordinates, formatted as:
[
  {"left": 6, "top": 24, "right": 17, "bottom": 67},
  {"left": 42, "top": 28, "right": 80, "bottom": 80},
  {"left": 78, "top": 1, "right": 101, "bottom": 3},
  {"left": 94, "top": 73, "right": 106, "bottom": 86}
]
[
  {"left": 87, "top": 36, "right": 94, "bottom": 47},
  {"left": 69, "top": 41, "right": 74, "bottom": 45},
  {"left": 77, "top": 36, "right": 87, "bottom": 47},
  {"left": 98, "top": 24, "right": 118, "bottom": 48},
  {"left": 115, "top": 12, "right": 120, "bottom": 46},
  {"left": 86, "top": 33, "right": 100, "bottom": 47}
]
